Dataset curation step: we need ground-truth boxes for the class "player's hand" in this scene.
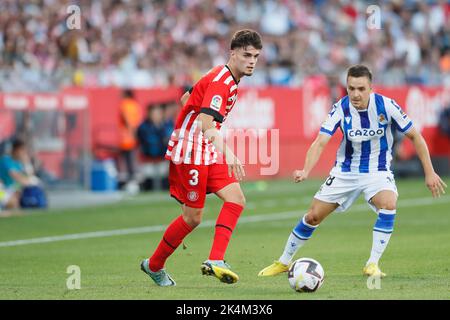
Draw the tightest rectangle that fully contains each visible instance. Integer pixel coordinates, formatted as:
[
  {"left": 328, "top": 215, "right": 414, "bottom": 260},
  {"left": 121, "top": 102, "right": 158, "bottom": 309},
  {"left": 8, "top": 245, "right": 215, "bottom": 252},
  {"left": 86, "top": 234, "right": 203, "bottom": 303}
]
[
  {"left": 425, "top": 172, "right": 447, "bottom": 198},
  {"left": 28, "top": 175, "right": 40, "bottom": 186},
  {"left": 228, "top": 159, "right": 245, "bottom": 181},
  {"left": 293, "top": 169, "right": 308, "bottom": 183}
]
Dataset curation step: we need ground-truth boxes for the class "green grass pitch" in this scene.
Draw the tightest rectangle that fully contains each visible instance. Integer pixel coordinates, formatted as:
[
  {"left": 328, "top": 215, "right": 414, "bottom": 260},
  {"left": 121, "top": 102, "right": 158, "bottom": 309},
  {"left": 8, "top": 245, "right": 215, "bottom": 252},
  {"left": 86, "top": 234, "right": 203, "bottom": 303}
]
[{"left": 0, "top": 178, "right": 449, "bottom": 300}]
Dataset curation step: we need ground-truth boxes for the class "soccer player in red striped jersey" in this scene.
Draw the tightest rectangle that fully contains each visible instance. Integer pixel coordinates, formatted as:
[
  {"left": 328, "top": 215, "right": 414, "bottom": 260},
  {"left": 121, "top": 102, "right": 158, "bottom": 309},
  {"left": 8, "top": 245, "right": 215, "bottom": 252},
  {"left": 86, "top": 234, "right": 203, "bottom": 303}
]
[{"left": 140, "top": 29, "right": 263, "bottom": 286}]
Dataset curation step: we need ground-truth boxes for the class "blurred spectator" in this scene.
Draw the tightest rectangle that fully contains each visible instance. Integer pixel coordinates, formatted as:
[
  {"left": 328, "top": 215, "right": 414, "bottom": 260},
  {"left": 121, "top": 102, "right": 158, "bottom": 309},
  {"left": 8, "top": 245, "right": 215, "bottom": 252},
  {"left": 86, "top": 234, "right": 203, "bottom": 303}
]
[
  {"left": 235, "top": 0, "right": 261, "bottom": 26},
  {"left": 440, "top": 48, "right": 450, "bottom": 73},
  {"left": 260, "top": 0, "right": 292, "bottom": 36},
  {"left": 327, "top": 74, "right": 346, "bottom": 103},
  {"left": 0, "top": 180, "right": 18, "bottom": 214},
  {"left": 118, "top": 88, "right": 142, "bottom": 188},
  {"left": 438, "top": 104, "right": 450, "bottom": 138},
  {"left": 0, "top": 0, "right": 450, "bottom": 90},
  {"left": 0, "top": 139, "right": 41, "bottom": 211},
  {"left": 163, "top": 102, "right": 177, "bottom": 138},
  {"left": 137, "top": 103, "right": 171, "bottom": 158},
  {"left": 137, "top": 103, "right": 174, "bottom": 191}
]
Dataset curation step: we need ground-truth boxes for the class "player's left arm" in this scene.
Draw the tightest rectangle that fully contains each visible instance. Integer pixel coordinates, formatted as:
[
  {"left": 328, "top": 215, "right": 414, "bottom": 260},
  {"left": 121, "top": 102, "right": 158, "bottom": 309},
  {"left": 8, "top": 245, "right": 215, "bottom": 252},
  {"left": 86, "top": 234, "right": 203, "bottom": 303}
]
[
  {"left": 405, "top": 127, "right": 447, "bottom": 197},
  {"left": 199, "top": 82, "right": 244, "bottom": 180},
  {"left": 388, "top": 99, "right": 447, "bottom": 197}
]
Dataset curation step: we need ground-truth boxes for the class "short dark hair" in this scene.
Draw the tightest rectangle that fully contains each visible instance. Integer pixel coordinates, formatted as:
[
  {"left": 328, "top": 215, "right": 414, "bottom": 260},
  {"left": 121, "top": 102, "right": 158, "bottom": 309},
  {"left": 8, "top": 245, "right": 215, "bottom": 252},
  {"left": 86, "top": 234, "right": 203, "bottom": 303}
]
[
  {"left": 230, "top": 29, "right": 263, "bottom": 50},
  {"left": 347, "top": 65, "right": 372, "bottom": 82},
  {"left": 12, "top": 138, "right": 26, "bottom": 152},
  {"left": 123, "top": 88, "right": 134, "bottom": 98},
  {"left": 147, "top": 103, "right": 166, "bottom": 112}
]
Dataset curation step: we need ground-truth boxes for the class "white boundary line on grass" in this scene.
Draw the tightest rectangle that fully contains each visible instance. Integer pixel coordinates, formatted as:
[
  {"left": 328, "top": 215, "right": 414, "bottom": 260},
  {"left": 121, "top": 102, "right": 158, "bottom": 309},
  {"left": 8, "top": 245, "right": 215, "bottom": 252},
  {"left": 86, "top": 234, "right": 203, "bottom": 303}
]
[{"left": 0, "top": 195, "right": 449, "bottom": 248}]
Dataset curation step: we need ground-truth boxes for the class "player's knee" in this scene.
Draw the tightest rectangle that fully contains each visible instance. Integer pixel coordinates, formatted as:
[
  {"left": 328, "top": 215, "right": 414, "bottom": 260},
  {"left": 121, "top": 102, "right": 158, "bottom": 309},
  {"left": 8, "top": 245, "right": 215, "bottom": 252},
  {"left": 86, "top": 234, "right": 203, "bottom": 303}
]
[
  {"left": 304, "top": 212, "right": 321, "bottom": 226},
  {"left": 305, "top": 203, "right": 328, "bottom": 226},
  {"left": 183, "top": 208, "right": 203, "bottom": 228},
  {"left": 225, "top": 193, "right": 246, "bottom": 207},
  {"left": 377, "top": 200, "right": 396, "bottom": 211},
  {"left": 185, "top": 215, "right": 202, "bottom": 228},
  {"left": 235, "top": 193, "right": 246, "bottom": 207}
]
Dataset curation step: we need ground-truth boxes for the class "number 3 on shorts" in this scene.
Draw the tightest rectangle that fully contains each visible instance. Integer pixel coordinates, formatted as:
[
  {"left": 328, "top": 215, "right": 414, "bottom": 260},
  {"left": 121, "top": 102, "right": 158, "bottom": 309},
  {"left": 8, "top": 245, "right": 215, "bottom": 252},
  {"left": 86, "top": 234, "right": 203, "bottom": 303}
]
[{"left": 189, "top": 169, "right": 199, "bottom": 186}]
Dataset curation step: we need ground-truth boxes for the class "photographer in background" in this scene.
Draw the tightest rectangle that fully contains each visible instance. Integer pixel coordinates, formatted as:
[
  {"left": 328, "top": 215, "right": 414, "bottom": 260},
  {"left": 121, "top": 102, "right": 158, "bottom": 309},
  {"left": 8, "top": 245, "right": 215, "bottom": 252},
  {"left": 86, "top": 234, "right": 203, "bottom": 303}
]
[{"left": 0, "top": 139, "right": 46, "bottom": 213}]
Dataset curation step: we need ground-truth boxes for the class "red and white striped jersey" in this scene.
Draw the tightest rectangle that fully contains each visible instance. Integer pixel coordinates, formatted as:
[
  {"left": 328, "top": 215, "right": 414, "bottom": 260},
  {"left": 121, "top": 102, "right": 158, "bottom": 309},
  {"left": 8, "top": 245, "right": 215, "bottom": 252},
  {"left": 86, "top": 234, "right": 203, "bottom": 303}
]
[{"left": 165, "top": 65, "right": 239, "bottom": 165}]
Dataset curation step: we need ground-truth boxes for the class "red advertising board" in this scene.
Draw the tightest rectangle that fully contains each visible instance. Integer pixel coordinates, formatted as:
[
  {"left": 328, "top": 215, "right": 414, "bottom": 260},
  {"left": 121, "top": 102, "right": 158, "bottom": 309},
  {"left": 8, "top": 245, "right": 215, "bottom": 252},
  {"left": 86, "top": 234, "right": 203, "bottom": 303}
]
[{"left": 1, "top": 84, "right": 449, "bottom": 180}]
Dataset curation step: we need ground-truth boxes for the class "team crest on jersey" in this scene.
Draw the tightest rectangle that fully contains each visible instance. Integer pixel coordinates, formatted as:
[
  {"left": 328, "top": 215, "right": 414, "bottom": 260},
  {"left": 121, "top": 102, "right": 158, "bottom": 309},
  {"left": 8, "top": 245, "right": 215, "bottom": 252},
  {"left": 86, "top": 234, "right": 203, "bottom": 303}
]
[
  {"left": 187, "top": 191, "right": 199, "bottom": 202},
  {"left": 210, "top": 95, "right": 222, "bottom": 111},
  {"left": 378, "top": 114, "right": 388, "bottom": 125}
]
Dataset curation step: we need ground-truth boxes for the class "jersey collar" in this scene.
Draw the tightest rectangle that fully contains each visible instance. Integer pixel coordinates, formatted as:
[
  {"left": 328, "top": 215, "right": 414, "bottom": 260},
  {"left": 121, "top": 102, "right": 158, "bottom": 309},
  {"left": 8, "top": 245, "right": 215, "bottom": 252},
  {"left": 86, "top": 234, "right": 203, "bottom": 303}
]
[{"left": 225, "top": 65, "right": 240, "bottom": 84}]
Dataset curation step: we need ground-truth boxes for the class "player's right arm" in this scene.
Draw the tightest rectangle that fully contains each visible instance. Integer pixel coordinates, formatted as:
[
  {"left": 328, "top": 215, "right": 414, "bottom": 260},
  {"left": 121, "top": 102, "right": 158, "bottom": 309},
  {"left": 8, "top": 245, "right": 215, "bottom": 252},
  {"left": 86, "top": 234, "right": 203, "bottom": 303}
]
[
  {"left": 294, "top": 133, "right": 331, "bottom": 183},
  {"left": 294, "top": 104, "right": 341, "bottom": 183},
  {"left": 180, "top": 87, "right": 192, "bottom": 106}
]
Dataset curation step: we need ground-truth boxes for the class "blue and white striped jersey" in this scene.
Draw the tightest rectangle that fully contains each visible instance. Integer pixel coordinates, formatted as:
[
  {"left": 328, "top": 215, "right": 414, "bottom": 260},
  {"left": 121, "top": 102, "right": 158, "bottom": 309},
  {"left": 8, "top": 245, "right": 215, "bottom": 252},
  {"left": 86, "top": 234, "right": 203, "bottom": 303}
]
[{"left": 320, "top": 93, "right": 413, "bottom": 173}]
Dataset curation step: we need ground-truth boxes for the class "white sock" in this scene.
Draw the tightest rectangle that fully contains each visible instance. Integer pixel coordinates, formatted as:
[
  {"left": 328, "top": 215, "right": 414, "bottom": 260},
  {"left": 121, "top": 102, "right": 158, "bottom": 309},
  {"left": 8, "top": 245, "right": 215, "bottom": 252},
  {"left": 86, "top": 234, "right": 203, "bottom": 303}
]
[
  {"left": 367, "top": 231, "right": 392, "bottom": 265},
  {"left": 279, "top": 232, "right": 307, "bottom": 265},
  {"left": 367, "top": 209, "right": 396, "bottom": 265},
  {"left": 278, "top": 216, "right": 318, "bottom": 265}
]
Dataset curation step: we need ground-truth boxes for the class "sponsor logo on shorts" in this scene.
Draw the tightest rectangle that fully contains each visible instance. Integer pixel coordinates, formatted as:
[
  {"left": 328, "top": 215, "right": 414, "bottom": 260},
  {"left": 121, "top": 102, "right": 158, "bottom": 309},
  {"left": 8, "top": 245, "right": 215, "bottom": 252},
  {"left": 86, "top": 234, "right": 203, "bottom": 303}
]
[
  {"left": 187, "top": 191, "right": 199, "bottom": 202},
  {"left": 210, "top": 95, "right": 222, "bottom": 111}
]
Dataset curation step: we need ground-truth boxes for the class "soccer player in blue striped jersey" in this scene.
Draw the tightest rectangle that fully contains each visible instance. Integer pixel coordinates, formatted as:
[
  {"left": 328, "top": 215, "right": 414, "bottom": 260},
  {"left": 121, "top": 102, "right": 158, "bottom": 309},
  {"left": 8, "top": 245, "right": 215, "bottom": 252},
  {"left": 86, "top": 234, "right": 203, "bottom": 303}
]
[{"left": 258, "top": 65, "right": 447, "bottom": 278}]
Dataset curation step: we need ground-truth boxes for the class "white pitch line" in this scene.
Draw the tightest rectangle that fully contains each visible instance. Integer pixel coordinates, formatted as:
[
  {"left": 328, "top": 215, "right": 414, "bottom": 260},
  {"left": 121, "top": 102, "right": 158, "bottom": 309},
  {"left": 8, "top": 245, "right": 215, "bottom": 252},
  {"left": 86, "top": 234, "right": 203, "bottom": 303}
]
[{"left": 0, "top": 195, "right": 449, "bottom": 248}]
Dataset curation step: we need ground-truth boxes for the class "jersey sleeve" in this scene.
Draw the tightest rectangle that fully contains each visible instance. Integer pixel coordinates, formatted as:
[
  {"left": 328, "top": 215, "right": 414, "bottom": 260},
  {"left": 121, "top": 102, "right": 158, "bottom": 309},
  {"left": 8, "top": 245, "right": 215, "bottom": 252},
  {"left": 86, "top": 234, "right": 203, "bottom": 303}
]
[
  {"left": 387, "top": 99, "right": 413, "bottom": 133},
  {"left": 4, "top": 157, "right": 23, "bottom": 174},
  {"left": 319, "top": 104, "right": 342, "bottom": 136},
  {"left": 200, "top": 81, "right": 229, "bottom": 123}
]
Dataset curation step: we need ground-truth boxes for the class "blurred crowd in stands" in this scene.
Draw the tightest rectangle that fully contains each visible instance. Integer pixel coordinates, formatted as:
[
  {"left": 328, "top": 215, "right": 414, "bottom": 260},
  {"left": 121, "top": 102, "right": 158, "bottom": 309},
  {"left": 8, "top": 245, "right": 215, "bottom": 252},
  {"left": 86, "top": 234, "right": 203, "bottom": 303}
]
[{"left": 1, "top": 0, "right": 450, "bottom": 92}]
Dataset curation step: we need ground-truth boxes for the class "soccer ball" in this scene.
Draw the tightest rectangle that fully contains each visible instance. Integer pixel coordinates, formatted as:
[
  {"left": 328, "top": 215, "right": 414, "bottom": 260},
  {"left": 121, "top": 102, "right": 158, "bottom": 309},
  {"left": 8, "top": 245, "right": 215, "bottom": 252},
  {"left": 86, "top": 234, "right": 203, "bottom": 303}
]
[{"left": 288, "top": 258, "right": 324, "bottom": 293}]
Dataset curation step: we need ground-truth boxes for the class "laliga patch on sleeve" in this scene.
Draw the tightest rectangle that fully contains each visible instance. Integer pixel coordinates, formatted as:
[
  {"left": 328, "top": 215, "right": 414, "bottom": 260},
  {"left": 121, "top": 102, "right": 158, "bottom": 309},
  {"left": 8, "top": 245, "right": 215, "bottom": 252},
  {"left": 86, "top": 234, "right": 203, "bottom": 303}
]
[
  {"left": 328, "top": 104, "right": 337, "bottom": 117},
  {"left": 210, "top": 95, "right": 222, "bottom": 111}
]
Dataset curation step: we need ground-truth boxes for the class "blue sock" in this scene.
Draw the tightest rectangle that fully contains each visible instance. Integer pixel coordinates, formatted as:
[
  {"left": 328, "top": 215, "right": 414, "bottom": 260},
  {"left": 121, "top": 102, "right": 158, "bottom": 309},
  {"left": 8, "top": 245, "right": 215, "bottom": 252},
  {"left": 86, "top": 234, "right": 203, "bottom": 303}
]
[{"left": 293, "top": 215, "right": 317, "bottom": 240}]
